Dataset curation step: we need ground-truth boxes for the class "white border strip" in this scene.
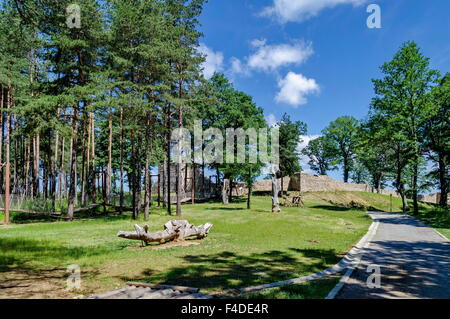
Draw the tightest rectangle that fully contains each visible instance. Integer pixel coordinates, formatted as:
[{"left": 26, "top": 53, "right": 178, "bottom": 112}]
[{"left": 325, "top": 216, "right": 379, "bottom": 299}]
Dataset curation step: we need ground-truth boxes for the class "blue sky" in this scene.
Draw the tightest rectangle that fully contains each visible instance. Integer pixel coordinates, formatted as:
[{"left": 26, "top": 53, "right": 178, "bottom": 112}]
[{"left": 196, "top": 0, "right": 450, "bottom": 181}]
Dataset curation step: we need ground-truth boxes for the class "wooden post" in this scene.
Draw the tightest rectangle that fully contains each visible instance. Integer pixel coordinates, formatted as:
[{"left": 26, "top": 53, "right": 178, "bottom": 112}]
[{"left": 390, "top": 194, "right": 393, "bottom": 213}]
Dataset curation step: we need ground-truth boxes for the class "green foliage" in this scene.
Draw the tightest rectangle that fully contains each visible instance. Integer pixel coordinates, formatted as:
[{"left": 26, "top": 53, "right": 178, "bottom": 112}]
[
  {"left": 195, "top": 73, "right": 267, "bottom": 189},
  {"left": 277, "top": 113, "right": 307, "bottom": 179},
  {"left": 370, "top": 41, "right": 440, "bottom": 212},
  {"left": 302, "top": 136, "right": 336, "bottom": 175},
  {"left": 322, "top": 116, "right": 360, "bottom": 182}
]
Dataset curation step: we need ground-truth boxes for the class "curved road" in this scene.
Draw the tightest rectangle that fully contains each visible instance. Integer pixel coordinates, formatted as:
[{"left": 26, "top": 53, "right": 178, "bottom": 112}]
[{"left": 336, "top": 212, "right": 450, "bottom": 299}]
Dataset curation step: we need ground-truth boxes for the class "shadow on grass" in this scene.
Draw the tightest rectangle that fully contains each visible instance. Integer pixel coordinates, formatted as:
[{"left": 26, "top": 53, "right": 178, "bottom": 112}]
[
  {"left": 0, "top": 237, "right": 107, "bottom": 273},
  {"left": 122, "top": 248, "right": 340, "bottom": 291},
  {"left": 310, "top": 204, "right": 382, "bottom": 212},
  {"left": 213, "top": 207, "right": 245, "bottom": 211},
  {"left": 310, "top": 205, "right": 355, "bottom": 212},
  {"left": 6, "top": 209, "right": 132, "bottom": 224},
  {"left": 414, "top": 209, "right": 450, "bottom": 231}
]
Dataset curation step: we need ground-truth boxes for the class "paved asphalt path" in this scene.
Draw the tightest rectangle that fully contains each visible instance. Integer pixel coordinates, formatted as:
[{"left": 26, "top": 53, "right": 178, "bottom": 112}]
[{"left": 336, "top": 212, "right": 450, "bottom": 299}]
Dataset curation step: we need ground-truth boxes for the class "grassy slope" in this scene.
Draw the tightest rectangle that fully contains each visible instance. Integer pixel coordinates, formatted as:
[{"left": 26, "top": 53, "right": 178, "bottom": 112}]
[
  {"left": 303, "top": 191, "right": 449, "bottom": 238},
  {"left": 0, "top": 195, "right": 371, "bottom": 298}
]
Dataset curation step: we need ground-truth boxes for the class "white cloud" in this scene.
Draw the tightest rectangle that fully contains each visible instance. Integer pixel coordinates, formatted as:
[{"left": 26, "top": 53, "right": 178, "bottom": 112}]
[
  {"left": 298, "top": 135, "right": 321, "bottom": 174},
  {"left": 298, "top": 134, "right": 320, "bottom": 151},
  {"left": 229, "top": 57, "right": 250, "bottom": 76},
  {"left": 265, "top": 113, "right": 278, "bottom": 128},
  {"left": 275, "top": 72, "right": 319, "bottom": 107},
  {"left": 247, "top": 39, "right": 313, "bottom": 72},
  {"left": 198, "top": 43, "right": 224, "bottom": 79},
  {"left": 261, "top": 0, "right": 368, "bottom": 23}
]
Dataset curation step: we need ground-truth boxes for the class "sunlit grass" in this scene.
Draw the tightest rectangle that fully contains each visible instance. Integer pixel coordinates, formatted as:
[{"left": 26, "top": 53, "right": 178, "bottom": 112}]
[{"left": 0, "top": 195, "right": 371, "bottom": 298}]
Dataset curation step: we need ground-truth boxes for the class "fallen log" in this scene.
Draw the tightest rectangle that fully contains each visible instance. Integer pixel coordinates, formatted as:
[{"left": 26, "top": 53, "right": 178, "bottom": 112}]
[
  {"left": 117, "top": 220, "right": 213, "bottom": 244},
  {"left": 73, "top": 203, "right": 102, "bottom": 213}
]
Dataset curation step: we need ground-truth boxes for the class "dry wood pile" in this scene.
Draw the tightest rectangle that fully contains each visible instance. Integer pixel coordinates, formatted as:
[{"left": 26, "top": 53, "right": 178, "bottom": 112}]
[{"left": 117, "top": 220, "right": 213, "bottom": 245}]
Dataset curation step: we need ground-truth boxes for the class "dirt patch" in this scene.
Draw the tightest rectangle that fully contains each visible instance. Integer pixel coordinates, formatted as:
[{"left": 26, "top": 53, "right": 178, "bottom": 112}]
[{"left": 0, "top": 268, "right": 77, "bottom": 299}]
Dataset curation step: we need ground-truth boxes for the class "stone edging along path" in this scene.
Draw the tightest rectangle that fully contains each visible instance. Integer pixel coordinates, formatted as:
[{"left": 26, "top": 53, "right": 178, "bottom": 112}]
[{"left": 239, "top": 212, "right": 380, "bottom": 295}]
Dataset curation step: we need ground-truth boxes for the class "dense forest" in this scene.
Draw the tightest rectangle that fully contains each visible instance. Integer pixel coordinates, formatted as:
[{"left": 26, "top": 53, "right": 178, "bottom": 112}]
[
  {"left": 0, "top": 0, "right": 301, "bottom": 224},
  {"left": 0, "top": 1, "right": 448, "bottom": 226}
]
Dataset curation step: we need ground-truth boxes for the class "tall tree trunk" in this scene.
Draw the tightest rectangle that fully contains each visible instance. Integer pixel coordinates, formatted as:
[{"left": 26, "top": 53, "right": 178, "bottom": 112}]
[
  {"left": 4, "top": 86, "right": 11, "bottom": 224},
  {"left": 33, "top": 134, "right": 40, "bottom": 198},
  {"left": 176, "top": 104, "right": 183, "bottom": 217},
  {"left": 0, "top": 86, "right": 3, "bottom": 195},
  {"left": 412, "top": 161, "right": 419, "bottom": 215},
  {"left": 25, "top": 139, "right": 30, "bottom": 197},
  {"left": 81, "top": 113, "right": 88, "bottom": 205},
  {"left": 59, "top": 138, "right": 65, "bottom": 206},
  {"left": 67, "top": 107, "right": 79, "bottom": 221},
  {"left": 343, "top": 157, "right": 349, "bottom": 183},
  {"left": 131, "top": 129, "right": 137, "bottom": 219},
  {"left": 106, "top": 106, "right": 113, "bottom": 205},
  {"left": 119, "top": 109, "right": 124, "bottom": 214},
  {"left": 201, "top": 163, "right": 205, "bottom": 198},
  {"left": 191, "top": 164, "right": 195, "bottom": 205},
  {"left": 162, "top": 161, "right": 166, "bottom": 208},
  {"left": 12, "top": 116, "right": 18, "bottom": 196},
  {"left": 247, "top": 185, "right": 252, "bottom": 209},
  {"left": 166, "top": 110, "right": 172, "bottom": 215},
  {"left": 90, "top": 112, "right": 96, "bottom": 203},
  {"left": 144, "top": 154, "right": 150, "bottom": 220},
  {"left": 438, "top": 156, "right": 448, "bottom": 208},
  {"left": 52, "top": 131, "right": 59, "bottom": 212},
  {"left": 395, "top": 145, "right": 409, "bottom": 212},
  {"left": 229, "top": 178, "right": 233, "bottom": 203},
  {"left": 144, "top": 116, "right": 152, "bottom": 220}
]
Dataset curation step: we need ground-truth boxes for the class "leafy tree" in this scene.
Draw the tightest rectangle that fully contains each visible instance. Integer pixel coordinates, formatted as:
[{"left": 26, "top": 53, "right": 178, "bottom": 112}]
[
  {"left": 301, "top": 136, "right": 336, "bottom": 175},
  {"left": 357, "top": 116, "right": 392, "bottom": 192},
  {"left": 421, "top": 73, "right": 450, "bottom": 207},
  {"left": 194, "top": 73, "right": 267, "bottom": 204},
  {"left": 276, "top": 113, "right": 307, "bottom": 194},
  {"left": 349, "top": 160, "right": 370, "bottom": 184},
  {"left": 371, "top": 41, "right": 439, "bottom": 214},
  {"left": 322, "top": 116, "right": 359, "bottom": 183}
]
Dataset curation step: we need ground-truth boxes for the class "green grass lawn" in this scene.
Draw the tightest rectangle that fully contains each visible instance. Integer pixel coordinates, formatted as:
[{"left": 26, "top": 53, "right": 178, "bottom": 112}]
[
  {"left": 0, "top": 195, "right": 371, "bottom": 299},
  {"left": 1, "top": 191, "right": 446, "bottom": 299}
]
